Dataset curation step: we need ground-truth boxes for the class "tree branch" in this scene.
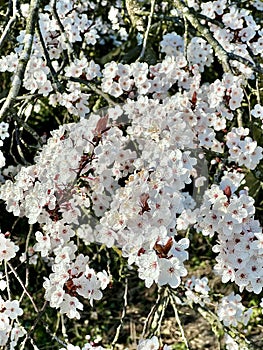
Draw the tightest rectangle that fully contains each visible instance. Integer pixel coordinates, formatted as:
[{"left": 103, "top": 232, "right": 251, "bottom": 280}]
[
  {"left": 138, "top": 0, "right": 155, "bottom": 60},
  {"left": 111, "top": 277, "right": 128, "bottom": 347},
  {"left": 174, "top": 0, "right": 263, "bottom": 75},
  {"left": 0, "top": 0, "right": 19, "bottom": 52},
  {"left": 174, "top": 0, "right": 232, "bottom": 73},
  {"left": 60, "top": 75, "right": 118, "bottom": 106},
  {"left": 0, "top": 0, "right": 40, "bottom": 122},
  {"left": 35, "top": 19, "right": 64, "bottom": 93},
  {"left": 7, "top": 262, "right": 39, "bottom": 313},
  {"left": 50, "top": 0, "right": 74, "bottom": 61}
]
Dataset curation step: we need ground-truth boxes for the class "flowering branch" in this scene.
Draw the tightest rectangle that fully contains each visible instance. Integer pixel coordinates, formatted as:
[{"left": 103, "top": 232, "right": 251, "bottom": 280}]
[
  {"left": 50, "top": 0, "right": 74, "bottom": 60},
  {"left": 174, "top": 0, "right": 263, "bottom": 74},
  {"left": 0, "top": 0, "right": 40, "bottom": 122},
  {"left": 0, "top": 0, "right": 262, "bottom": 348},
  {"left": 35, "top": 19, "right": 64, "bottom": 93},
  {"left": 173, "top": 0, "right": 232, "bottom": 72},
  {"left": 60, "top": 75, "right": 118, "bottom": 106}
]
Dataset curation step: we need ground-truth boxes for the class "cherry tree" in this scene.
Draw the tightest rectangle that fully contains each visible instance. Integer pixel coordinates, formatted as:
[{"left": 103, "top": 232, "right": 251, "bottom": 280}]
[{"left": 0, "top": 0, "right": 262, "bottom": 349}]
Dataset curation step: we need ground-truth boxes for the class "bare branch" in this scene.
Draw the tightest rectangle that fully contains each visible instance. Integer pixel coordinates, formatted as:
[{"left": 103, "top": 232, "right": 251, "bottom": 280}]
[
  {"left": 138, "top": 0, "right": 155, "bottom": 61},
  {"left": 7, "top": 262, "right": 39, "bottom": 313},
  {"left": 111, "top": 277, "right": 128, "bottom": 347},
  {"left": 170, "top": 292, "right": 190, "bottom": 350},
  {"left": 0, "top": 0, "right": 19, "bottom": 52}
]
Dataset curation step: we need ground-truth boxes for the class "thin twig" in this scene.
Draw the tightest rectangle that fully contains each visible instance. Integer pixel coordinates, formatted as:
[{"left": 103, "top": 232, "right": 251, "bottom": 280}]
[
  {"left": 13, "top": 112, "right": 44, "bottom": 147},
  {"left": 111, "top": 277, "right": 128, "bottom": 348},
  {"left": 183, "top": 14, "right": 188, "bottom": 58},
  {"left": 243, "top": 87, "right": 252, "bottom": 123},
  {"left": 9, "top": 127, "right": 21, "bottom": 165},
  {"left": 0, "top": 0, "right": 19, "bottom": 52},
  {"left": 142, "top": 286, "right": 161, "bottom": 338},
  {"left": 19, "top": 225, "right": 34, "bottom": 304},
  {"left": 61, "top": 314, "right": 69, "bottom": 344},
  {"left": 7, "top": 262, "right": 39, "bottom": 313},
  {"left": 20, "top": 301, "right": 48, "bottom": 350},
  {"left": 60, "top": 75, "right": 117, "bottom": 106},
  {"left": 170, "top": 292, "right": 190, "bottom": 350},
  {"left": 236, "top": 109, "right": 243, "bottom": 128},
  {"left": 4, "top": 260, "right": 11, "bottom": 300},
  {"left": 138, "top": 0, "right": 155, "bottom": 60},
  {"left": 36, "top": 19, "right": 64, "bottom": 93},
  {"left": 150, "top": 287, "right": 169, "bottom": 337},
  {"left": 44, "top": 318, "right": 68, "bottom": 347},
  {"left": 13, "top": 120, "right": 31, "bottom": 165},
  {"left": 50, "top": 0, "right": 74, "bottom": 61},
  {"left": 255, "top": 73, "right": 261, "bottom": 105}
]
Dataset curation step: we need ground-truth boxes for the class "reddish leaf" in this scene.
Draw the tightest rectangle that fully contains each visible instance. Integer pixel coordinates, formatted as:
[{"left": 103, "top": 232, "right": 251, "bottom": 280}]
[
  {"left": 223, "top": 185, "right": 232, "bottom": 198},
  {"left": 138, "top": 193, "right": 151, "bottom": 215},
  {"left": 153, "top": 237, "right": 173, "bottom": 258},
  {"left": 94, "top": 115, "right": 108, "bottom": 136}
]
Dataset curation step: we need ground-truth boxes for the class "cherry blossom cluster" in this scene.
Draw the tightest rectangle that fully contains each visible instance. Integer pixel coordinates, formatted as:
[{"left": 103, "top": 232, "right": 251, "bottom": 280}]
[
  {"left": 43, "top": 251, "right": 110, "bottom": 318},
  {"left": 0, "top": 0, "right": 122, "bottom": 117},
  {"left": 160, "top": 33, "right": 213, "bottom": 72},
  {"left": 226, "top": 127, "right": 263, "bottom": 169},
  {"left": 0, "top": 95, "right": 198, "bottom": 301},
  {"left": 100, "top": 55, "right": 201, "bottom": 100},
  {"left": 0, "top": 295, "right": 25, "bottom": 347},
  {"left": 1, "top": 58, "right": 262, "bottom": 321},
  {"left": 251, "top": 103, "right": 263, "bottom": 129},
  {"left": 195, "top": 170, "right": 263, "bottom": 294},
  {"left": 100, "top": 57, "right": 246, "bottom": 115},
  {"left": 49, "top": 58, "right": 101, "bottom": 117},
  {"left": 184, "top": 276, "right": 210, "bottom": 306},
  {"left": 224, "top": 333, "right": 249, "bottom": 350},
  {"left": 217, "top": 292, "right": 252, "bottom": 327},
  {"left": 0, "top": 232, "right": 19, "bottom": 263},
  {"left": 181, "top": 0, "right": 263, "bottom": 78},
  {"left": 0, "top": 66, "right": 229, "bottom": 322}
]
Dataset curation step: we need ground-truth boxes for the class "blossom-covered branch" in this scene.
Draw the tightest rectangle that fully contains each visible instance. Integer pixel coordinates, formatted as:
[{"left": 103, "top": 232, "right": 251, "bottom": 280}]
[{"left": 0, "top": 0, "right": 40, "bottom": 122}]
